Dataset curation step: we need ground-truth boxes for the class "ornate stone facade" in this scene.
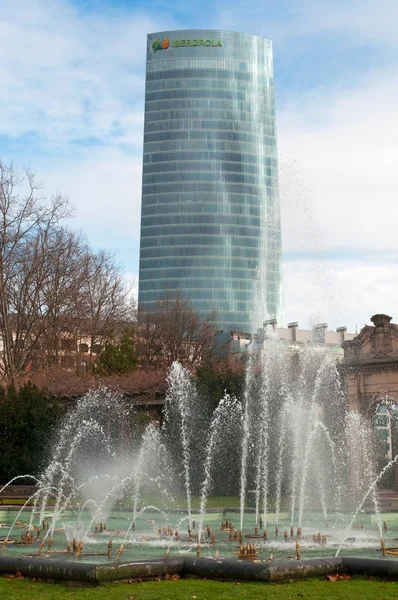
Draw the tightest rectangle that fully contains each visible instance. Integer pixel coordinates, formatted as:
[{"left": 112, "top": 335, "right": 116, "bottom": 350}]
[{"left": 342, "top": 314, "right": 398, "bottom": 415}]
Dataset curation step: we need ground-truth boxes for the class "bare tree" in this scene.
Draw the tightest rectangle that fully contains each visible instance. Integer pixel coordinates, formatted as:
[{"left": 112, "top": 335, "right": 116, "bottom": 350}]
[
  {"left": 0, "top": 161, "right": 72, "bottom": 381},
  {"left": 0, "top": 159, "right": 138, "bottom": 381},
  {"left": 80, "top": 249, "right": 135, "bottom": 368},
  {"left": 137, "top": 292, "right": 218, "bottom": 370},
  {"left": 33, "top": 228, "right": 87, "bottom": 368}
]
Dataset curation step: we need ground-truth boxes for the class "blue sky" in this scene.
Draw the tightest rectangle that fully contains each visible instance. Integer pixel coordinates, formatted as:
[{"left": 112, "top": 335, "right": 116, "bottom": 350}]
[{"left": 1, "top": 0, "right": 398, "bottom": 331}]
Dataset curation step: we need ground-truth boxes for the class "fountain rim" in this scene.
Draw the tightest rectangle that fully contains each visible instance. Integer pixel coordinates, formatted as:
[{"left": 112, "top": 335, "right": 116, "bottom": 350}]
[{"left": 0, "top": 554, "right": 397, "bottom": 584}]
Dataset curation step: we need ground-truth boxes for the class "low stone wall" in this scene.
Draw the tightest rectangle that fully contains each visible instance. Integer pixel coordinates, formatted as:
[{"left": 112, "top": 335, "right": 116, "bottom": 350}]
[{"left": 1, "top": 555, "right": 396, "bottom": 585}]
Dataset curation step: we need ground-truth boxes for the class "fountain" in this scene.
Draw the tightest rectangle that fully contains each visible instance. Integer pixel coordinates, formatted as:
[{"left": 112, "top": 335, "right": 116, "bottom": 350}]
[{"left": 1, "top": 338, "right": 398, "bottom": 584}]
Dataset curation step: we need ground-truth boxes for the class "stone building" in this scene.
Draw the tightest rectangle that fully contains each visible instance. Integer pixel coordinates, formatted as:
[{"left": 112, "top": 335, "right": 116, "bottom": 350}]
[
  {"left": 342, "top": 314, "right": 398, "bottom": 415},
  {"left": 218, "top": 321, "right": 356, "bottom": 365}
]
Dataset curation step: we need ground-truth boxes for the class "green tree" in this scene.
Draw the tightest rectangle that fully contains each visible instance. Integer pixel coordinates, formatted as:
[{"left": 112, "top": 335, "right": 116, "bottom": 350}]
[
  {"left": 0, "top": 382, "right": 60, "bottom": 484},
  {"left": 196, "top": 362, "right": 245, "bottom": 410},
  {"left": 94, "top": 332, "right": 137, "bottom": 376}
]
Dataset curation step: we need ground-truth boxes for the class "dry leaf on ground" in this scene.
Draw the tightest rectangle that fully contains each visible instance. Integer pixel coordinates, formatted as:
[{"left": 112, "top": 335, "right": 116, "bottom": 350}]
[{"left": 326, "top": 573, "right": 351, "bottom": 581}]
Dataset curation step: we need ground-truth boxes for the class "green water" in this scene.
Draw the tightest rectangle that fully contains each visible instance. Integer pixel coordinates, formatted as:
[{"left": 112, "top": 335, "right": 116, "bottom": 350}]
[{"left": 1, "top": 509, "right": 397, "bottom": 563}]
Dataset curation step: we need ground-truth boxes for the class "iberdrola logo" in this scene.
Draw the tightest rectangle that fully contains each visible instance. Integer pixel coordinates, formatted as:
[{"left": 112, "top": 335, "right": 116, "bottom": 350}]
[{"left": 152, "top": 38, "right": 169, "bottom": 52}]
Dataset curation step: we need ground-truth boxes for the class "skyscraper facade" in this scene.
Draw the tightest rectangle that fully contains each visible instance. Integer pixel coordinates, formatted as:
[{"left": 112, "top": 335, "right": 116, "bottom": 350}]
[{"left": 138, "top": 29, "right": 284, "bottom": 332}]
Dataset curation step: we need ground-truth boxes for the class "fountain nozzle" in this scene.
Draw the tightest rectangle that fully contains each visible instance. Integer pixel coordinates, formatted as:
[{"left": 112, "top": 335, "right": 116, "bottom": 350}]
[
  {"left": 37, "top": 540, "right": 45, "bottom": 555},
  {"left": 116, "top": 543, "right": 124, "bottom": 561},
  {"left": 284, "top": 530, "right": 288, "bottom": 542},
  {"left": 75, "top": 542, "right": 84, "bottom": 558},
  {"left": 296, "top": 540, "right": 301, "bottom": 560}
]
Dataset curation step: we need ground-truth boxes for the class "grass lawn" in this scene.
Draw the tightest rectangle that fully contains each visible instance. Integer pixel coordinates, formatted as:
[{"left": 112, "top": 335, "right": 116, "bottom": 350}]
[
  {"left": 1, "top": 576, "right": 398, "bottom": 600},
  {"left": 190, "top": 496, "right": 241, "bottom": 508}
]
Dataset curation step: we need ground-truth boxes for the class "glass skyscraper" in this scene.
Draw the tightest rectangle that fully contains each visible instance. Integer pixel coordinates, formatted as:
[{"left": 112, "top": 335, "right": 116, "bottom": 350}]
[{"left": 138, "top": 29, "right": 284, "bottom": 332}]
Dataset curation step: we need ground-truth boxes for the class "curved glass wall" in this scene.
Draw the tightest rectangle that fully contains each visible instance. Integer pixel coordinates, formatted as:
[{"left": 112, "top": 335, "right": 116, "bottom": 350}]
[{"left": 138, "top": 29, "right": 284, "bottom": 332}]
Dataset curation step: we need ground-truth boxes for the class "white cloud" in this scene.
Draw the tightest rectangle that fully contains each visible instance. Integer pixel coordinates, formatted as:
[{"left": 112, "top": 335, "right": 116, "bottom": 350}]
[
  {"left": 292, "top": 0, "right": 398, "bottom": 48},
  {"left": 278, "top": 66, "right": 398, "bottom": 328},
  {"left": 278, "top": 69, "right": 398, "bottom": 253},
  {"left": 284, "top": 259, "right": 398, "bottom": 332},
  {"left": 0, "top": 0, "right": 174, "bottom": 148},
  {"left": 212, "top": 0, "right": 398, "bottom": 51},
  {"left": 0, "top": 0, "right": 173, "bottom": 278},
  {"left": 35, "top": 147, "right": 143, "bottom": 260}
]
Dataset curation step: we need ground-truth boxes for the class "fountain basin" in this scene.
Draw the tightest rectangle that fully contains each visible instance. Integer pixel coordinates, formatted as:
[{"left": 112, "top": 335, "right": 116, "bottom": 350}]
[{"left": 1, "top": 508, "right": 397, "bottom": 566}]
